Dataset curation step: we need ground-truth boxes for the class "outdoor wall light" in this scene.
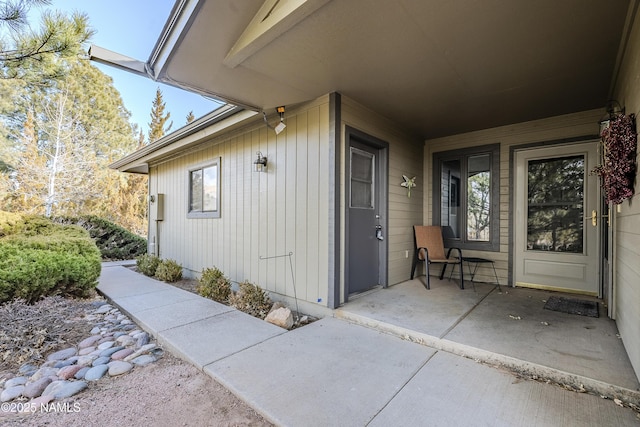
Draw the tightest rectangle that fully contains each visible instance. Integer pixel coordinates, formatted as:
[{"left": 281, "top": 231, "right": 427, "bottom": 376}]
[
  {"left": 262, "top": 106, "right": 286, "bottom": 135},
  {"left": 254, "top": 151, "right": 267, "bottom": 172}
]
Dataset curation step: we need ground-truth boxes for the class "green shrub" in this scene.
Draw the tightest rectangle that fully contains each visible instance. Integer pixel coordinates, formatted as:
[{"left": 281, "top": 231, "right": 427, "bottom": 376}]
[
  {"left": 136, "top": 254, "right": 161, "bottom": 277},
  {"left": 53, "top": 215, "right": 147, "bottom": 260},
  {"left": 229, "top": 281, "right": 272, "bottom": 319},
  {"left": 0, "top": 211, "right": 23, "bottom": 237},
  {"left": 197, "top": 267, "right": 231, "bottom": 303},
  {"left": 0, "top": 215, "right": 101, "bottom": 304},
  {"left": 156, "top": 259, "right": 183, "bottom": 283}
]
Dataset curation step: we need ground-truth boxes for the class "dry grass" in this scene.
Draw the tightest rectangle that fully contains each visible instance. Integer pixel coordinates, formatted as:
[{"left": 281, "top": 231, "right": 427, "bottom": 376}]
[{"left": 0, "top": 296, "right": 97, "bottom": 374}]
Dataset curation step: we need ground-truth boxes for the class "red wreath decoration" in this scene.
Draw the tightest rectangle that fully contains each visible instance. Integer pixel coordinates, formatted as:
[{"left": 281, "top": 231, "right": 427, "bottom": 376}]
[{"left": 591, "top": 114, "right": 637, "bottom": 204}]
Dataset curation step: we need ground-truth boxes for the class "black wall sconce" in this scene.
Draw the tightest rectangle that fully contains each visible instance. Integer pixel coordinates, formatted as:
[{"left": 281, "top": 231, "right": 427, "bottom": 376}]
[{"left": 254, "top": 151, "right": 267, "bottom": 172}]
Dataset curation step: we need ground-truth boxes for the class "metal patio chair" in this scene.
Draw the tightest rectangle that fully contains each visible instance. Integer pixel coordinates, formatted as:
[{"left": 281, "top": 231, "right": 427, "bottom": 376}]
[{"left": 410, "top": 225, "right": 464, "bottom": 289}]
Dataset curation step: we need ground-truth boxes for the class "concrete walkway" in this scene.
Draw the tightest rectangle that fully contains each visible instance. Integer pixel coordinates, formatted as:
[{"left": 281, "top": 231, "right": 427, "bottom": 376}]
[{"left": 98, "top": 264, "right": 640, "bottom": 426}]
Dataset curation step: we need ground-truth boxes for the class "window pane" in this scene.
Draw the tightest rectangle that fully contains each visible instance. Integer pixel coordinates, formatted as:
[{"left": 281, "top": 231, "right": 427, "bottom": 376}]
[
  {"left": 190, "top": 169, "right": 203, "bottom": 212},
  {"left": 440, "top": 160, "right": 461, "bottom": 239},
  {"left": 350, "top": 148, "right": 374, "bottom": 208},
  {"left": 202, "top": 165, "right": 218, "bottom": 212},
  {"left": 527, "top": 155, "right": 584, "bottom": 253},
  {"left": 467, "top": 154, "right": 491, "bottom": 241}
]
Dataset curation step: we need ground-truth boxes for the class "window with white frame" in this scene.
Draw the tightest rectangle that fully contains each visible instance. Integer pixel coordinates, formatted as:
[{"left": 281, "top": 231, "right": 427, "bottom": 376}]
[{"left": 188, "top": 158, "right": 220, "bottom": 218}]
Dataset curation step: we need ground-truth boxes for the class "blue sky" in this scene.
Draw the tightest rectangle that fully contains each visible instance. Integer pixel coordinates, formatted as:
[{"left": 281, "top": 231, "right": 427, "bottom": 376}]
[{"left": 46, "top": 0, "right": 222, "bottom": 138}]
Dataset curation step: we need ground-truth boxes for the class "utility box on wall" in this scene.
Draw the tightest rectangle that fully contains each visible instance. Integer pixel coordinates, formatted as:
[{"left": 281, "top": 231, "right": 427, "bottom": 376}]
[{"left": 150, "top": 193, "right": 164, "bottom": 221}]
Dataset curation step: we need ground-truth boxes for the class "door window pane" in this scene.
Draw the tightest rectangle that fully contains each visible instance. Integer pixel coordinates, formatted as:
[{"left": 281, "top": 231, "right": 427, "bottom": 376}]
[
  {"left": 467, "top": 154, "right": 491, "bottom": 241},
  {"left": 350, "top": 148, "right": 374, "bottom": 209},
  {"left": 527, "top": 155, "right": 584, "bottom": 253}
]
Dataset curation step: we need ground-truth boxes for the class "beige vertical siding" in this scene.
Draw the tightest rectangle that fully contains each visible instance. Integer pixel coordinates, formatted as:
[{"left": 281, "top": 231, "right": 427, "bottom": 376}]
[
  {"left": 424, "top": 110, "right": 602, "bottom": 285},
  {"left": 611, "top": 5, "right": 640, "bottom": 379},
  {"left": 341, "top": 96, "right": 424, "bottom": 293},
  {"left": 148, "top": 97, "right": 331, "bottom": 308}
]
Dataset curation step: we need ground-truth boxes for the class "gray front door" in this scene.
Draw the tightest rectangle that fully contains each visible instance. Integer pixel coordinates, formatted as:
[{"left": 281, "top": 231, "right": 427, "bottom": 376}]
[{"left": 347, "top": 137, "right": 386, "bottom": 295}]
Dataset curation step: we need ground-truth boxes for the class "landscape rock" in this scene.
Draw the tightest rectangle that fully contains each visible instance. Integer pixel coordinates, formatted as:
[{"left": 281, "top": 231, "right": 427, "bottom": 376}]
[
  {"left": 46, "top": 347, "right": 77, "bottom": 362},
  {"left": 22, "top": 377, "right": 53, "bottom": 398},
  {"left": 85, "top": 365, "right": 109, "bottom": 381},
  {"left": 42, "top": 380, "right": 88, "bottom": 399},
  {"left": 5, "top": 376, "right": 28, "bottom": 388},
  {"left": 1, "top": 385, "right": 25, "bottom": 402},
  {"left": 74, "top": 367, "right": 90, "bottom": 380},
  {"left": 108, "top": 361, "right": 133, "bottom": 376},
  {"left": 92, "top": 356, "right": 110, "bottom": 366},
  {"left": 111, "top": 348, "right": 135, "bottom": 360},
  {"left": 265, "top": 307, "right": 294, "bottom": 329},
  {"left": 94, "top": 304, "right": 112, "bottom": 314},
  {"left": 58, "top": 365, "right": 85, "bottom": 380},
  {"left": 79, "top": 334, "right": 102, "bottom": 348},
  {"left": 132, "top": 355, "right": 156, "bottom": 366},
  {"left": 30, "top": 367, "right": 59, "bottom": 382}
]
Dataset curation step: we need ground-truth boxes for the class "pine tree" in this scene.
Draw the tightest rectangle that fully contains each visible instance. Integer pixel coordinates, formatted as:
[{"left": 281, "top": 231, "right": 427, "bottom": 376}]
[
  {"left": 186, "top": 110, "right": 195, "bottom": 124},
  {"left": 0, "top": 2, "right": 94, "bottom": 80},
  {"left": 148, "top": 87, "right": 172, "bottom": 143}
]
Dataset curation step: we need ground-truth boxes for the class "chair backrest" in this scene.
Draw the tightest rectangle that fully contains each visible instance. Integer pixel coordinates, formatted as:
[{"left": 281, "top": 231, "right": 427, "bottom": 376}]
[{"left": 414, "top": 226, "right": 446, "bottom": 260}]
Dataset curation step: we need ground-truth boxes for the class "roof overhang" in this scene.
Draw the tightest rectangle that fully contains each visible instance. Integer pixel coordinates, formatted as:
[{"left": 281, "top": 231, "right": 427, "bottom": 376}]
[
  {"left": 92, "top": 0, "right": 637, "bottom": 140},
  {"left": 110, "top": 104, "right": 257, "bottom": 174}
]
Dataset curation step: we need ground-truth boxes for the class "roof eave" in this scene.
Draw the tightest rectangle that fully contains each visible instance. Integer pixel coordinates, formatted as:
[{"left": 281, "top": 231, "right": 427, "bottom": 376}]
[{"left": 110, "top": 105, "right": 257, "bottom": 173}]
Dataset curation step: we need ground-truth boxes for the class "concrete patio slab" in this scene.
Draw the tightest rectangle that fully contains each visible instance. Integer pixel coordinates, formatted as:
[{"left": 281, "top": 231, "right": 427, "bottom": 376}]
[
  {"left": 341, "top": 279, "right": 495, "bottom": 338},
  {"left": 131, "top": 297, "right": 234, "bottom": 332},
  {"left": 205, "top": 317, "right": 435, "bottom": 427},
  {"left": 444, "top": 287, "right": 640, "bottom": 390},
  {"left": 370, "top": 351, "right": 640, "bottom": 427},
  {"left": 157, "top": 310, "right": 285, "bottom": 369}
]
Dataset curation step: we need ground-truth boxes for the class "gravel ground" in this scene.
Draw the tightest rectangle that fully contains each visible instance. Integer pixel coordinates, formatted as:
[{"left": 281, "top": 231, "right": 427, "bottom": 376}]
[{"left": 0, "top": 292, "right": 272, "bottom": 427}]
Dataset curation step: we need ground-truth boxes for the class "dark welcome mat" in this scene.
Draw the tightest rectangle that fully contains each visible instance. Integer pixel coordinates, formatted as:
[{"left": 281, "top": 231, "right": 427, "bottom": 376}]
[{"left": 543, "top": 296, "right": 599, "bottom": 317}]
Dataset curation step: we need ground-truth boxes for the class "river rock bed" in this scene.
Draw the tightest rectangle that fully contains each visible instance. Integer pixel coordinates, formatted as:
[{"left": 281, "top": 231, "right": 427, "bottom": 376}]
[{"left": 0, "top": 300, "right": 163, "bottom": 412}]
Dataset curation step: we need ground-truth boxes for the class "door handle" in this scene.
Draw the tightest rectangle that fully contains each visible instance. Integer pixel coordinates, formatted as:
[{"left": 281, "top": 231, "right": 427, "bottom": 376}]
[
  {"left": 585, "top": 210, "right": 610, "bottom": 226},
  {"left": 375, "top": 225, "right": 384, "bottom": 241}
]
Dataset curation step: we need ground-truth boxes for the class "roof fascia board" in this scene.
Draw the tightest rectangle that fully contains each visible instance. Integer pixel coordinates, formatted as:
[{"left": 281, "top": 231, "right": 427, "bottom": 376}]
[
  {"left": 111, "top": 106, "right": 258, "bottom": 172},
  {"left": 224, "top": 0, "right": 331, "bottom": 68},
  {"left": 147, "top": 0, "right": 202, "bottom": 80}
]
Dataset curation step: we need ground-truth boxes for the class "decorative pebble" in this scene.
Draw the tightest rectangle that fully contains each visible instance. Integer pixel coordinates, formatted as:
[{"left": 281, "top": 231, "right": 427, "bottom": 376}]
[
  {"left": 5, "top": 376, "right": 28, "bottom": 388},
  {"left": 76, "top": 355, "right": 98, "bottom": 366},
  {"left": 111, "top": 348, "right": 135, "bottom": 360},
  {"left": 136, "top": 333, "right": 150, "bottom": 348},
  {"left": 58, "top": 365, "right": 84, "bottom": 380},
  {"left": 0, "top": 297, "right": 163, "bottom": 406},
  {"left": 18, "top": 364, "right": 38, "bottom": 375},
  {"left": 1, "top": 385, "right": 25, "bottom": 402},
  {"left": 30, "top": 367, "right": 59, "bottom": 382},
  {"left": 74, "top": 367, "right": 90, "bottom": 380},
  {"left": 79, "top": 334, "right": 102, "bottom": 348},
  {"left": 79, "top": 346, "right": 96, "bottom": 356},
  {"left": 85, "top": 365, "right": 109, "bottom": 381},
  {"left": 108, "top": 361, "right": 133, "bottom": 376},
  {"left": 94, "top": 304, "right": 112, "bottom": 314},
  {"left": 22, "top": 377, "right": 53, "bottom": 398},
  {"left": 100, "top": 346, "right": 125, "bottom": 358},
  {"left": 46, "top": 347, "right": 77, "bottom": 362},
  {"left": 132, "top": 354, "right": 156, "bottom": 366},
  {"left": 42, "top": 380, "right": 88, "bottom": 398},
  {"left": 92, "top": 356, "right": 111, "bottom": 367}
]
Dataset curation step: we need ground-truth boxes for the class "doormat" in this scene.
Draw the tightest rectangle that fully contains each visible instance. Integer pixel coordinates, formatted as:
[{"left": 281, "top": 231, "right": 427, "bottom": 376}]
[{"left": 543, "top": 296, "right": 599, "bottom": 318}]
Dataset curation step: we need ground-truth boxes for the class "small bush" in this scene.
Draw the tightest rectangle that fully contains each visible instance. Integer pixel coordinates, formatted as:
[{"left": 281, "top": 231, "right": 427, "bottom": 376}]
[
  {"left": 0, "top": 214, "right": 101, "bottom": 304},
  {"left": 229, "top": 281, "right": 272, "bottom": 319},
  {"left": 136, "top": 254, "right": 161, "bottom": 277},
  {"left": 156, "top": 259, "right": 183, "bottom": 283},
  {"left": 54, "top": 215, "right": 147, "bottom": 260},
  {"left": 197, "top": 267, "right": 231, "bottom": 303}
]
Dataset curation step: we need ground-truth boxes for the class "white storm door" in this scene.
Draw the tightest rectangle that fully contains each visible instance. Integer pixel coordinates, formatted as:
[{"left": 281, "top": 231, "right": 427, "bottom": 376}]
[{"left": 514, "top": 142, "right": 600, "bottom": 295}]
